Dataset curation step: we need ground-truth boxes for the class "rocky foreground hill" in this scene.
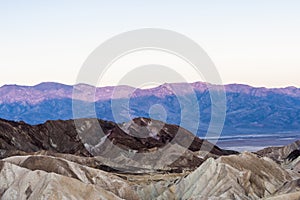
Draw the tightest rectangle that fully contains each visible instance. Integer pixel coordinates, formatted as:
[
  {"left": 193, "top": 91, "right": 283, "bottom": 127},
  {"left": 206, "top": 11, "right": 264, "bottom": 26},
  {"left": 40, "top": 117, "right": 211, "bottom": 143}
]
[{"left": 1, "top": 118, "right": 300, "bottom": 199}]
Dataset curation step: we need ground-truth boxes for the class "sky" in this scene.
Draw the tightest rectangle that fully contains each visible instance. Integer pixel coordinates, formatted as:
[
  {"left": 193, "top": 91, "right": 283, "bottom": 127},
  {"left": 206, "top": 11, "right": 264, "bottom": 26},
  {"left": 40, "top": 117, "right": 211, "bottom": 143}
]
[{"left": 0, "top": 0, "right": 299, "bottom": 88}]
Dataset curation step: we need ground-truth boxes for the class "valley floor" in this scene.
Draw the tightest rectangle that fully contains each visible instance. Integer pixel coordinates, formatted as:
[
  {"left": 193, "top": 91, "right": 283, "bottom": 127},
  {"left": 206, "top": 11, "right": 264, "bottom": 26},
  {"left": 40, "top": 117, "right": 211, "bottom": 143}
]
[{"left": 216, "top": 132, "right": 300, "bottom": 152}]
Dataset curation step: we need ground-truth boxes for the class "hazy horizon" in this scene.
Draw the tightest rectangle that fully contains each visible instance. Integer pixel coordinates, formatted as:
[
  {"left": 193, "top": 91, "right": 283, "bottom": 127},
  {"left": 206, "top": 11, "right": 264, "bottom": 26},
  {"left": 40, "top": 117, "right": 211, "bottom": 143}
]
[
  {"left": 1, "top": 1, "right": 299, "bottom": 88},
  {"left": 0, "top": 80, "right": 299, "bottom": 90}
]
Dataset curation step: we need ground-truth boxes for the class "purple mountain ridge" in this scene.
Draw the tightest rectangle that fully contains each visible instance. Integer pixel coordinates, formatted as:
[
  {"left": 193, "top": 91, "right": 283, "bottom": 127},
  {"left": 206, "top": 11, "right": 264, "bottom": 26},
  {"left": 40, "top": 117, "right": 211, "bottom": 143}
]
[
  {"left": 0, "top": 81, "right": 300, "bottom": 142},
  {"left": 1, "top": 82, "right": 300, "bottom": 105}
]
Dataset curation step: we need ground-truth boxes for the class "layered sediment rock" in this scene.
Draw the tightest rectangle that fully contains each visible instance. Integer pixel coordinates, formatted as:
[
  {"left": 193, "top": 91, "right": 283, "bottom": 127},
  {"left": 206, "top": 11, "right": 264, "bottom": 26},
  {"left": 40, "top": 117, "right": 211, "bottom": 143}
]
[
  {"left": 157, "top": 152, "right": 300, "bottom": 200},
  {"left": 1, "top": 118, "right": 300, "bottom": 199}
]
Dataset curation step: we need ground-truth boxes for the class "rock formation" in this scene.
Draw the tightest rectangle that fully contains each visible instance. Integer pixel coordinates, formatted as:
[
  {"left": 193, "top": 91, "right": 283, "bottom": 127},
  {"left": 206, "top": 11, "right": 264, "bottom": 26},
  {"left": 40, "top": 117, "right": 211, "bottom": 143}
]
[{"left": 1, "top": 118, "right": 300, "bottom": 199}]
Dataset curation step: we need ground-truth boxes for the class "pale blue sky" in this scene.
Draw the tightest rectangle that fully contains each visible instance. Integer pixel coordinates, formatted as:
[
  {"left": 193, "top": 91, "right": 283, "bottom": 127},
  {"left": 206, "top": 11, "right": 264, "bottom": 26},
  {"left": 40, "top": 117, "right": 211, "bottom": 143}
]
[{"left": 0, "top": 0, "right": 299, "bottom": 87}]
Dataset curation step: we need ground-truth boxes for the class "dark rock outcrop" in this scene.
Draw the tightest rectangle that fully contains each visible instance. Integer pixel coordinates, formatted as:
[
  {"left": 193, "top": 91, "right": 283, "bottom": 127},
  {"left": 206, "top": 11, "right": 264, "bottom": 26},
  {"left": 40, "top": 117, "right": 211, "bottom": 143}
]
[
  {"left": 287, "top": 150, "right": 300, "bottom": 162},
  {"left": 0, "top": 117, "right": 237, "bottom": 173}
]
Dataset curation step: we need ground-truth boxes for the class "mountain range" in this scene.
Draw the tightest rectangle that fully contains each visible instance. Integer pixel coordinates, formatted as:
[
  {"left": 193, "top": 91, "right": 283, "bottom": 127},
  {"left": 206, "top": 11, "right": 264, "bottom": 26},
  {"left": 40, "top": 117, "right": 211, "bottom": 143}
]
[{"left": 0, "top": 82, "right": 300, "bottom": 138}]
